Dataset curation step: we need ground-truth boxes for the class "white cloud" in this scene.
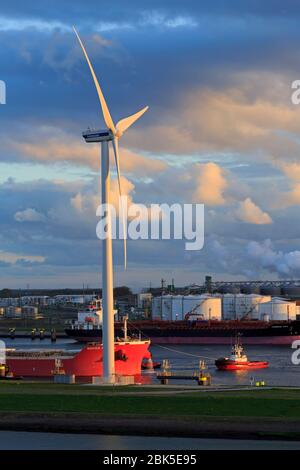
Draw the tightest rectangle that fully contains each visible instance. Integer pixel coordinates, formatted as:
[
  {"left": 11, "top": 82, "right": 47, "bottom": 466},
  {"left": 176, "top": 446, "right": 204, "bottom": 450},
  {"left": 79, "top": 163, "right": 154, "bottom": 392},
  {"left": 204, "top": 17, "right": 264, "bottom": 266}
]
[
  {"left": 14, "top": 208, "right": 46, "bottom": 222},
  {"left": 0, "top": 250, "right": 45, "bottom": 264},
  {"left": 235, "top": 198, "right": 272, "bottom": 224},
  {"left": 0, "top": 17, "right": 69, "bottom": 32},
  {"left": 192, "top": 162, "right": 228, "bottom": 206},
  {"left": 70, "top": 176, "right": 135, "bottom": 214}
]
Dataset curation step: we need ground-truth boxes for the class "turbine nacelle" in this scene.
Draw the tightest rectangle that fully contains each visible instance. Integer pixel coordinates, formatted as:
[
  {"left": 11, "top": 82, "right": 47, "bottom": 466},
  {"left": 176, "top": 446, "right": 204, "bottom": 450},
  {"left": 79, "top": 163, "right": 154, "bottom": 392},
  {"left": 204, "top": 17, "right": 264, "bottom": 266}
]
[{"left": 82, "top": 128, "right": 114, "bottom": 143}]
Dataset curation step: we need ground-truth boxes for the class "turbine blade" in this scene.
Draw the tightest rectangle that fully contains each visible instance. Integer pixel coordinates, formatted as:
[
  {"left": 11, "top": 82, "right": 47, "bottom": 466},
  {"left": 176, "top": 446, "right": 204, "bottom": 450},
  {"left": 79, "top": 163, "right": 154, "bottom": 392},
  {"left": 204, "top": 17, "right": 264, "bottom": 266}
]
[
  {"left": 73, "top": 26, "right": 116, "bottom": 134},
  {"left": 116, "top": 106, "right": 149, "bottom": 136},
  {"left": 112, "top": 138, "right": 127, "bottom": 270}
]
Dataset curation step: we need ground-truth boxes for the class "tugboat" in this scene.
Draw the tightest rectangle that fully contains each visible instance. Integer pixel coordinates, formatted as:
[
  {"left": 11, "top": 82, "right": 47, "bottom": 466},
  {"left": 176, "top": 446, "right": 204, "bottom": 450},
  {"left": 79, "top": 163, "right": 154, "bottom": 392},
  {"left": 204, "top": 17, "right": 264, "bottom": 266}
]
[{"left": 215, "top": 338, "right": 269, "bottom": 371}]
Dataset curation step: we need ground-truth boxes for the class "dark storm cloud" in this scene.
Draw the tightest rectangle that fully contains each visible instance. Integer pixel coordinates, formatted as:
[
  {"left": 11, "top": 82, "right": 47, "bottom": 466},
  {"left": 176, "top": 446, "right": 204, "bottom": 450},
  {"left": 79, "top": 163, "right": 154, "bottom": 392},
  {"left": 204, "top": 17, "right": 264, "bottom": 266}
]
[
  {"left": 1, "top": 0, "right": 300, "bottom": 129},
  {"left": 2, "top": 1, "right": 300, "bottom": 22}
]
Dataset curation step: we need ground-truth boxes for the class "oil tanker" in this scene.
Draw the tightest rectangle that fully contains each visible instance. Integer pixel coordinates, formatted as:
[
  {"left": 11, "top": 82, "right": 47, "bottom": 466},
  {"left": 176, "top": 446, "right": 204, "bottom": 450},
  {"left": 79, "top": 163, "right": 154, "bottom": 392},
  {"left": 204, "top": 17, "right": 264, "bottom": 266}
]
[
  {"left": 65, "top": 319, "right": 300, "bottom": 345},
  {"left": 64, "top": 299, "right": 300, "bottom": 345}
]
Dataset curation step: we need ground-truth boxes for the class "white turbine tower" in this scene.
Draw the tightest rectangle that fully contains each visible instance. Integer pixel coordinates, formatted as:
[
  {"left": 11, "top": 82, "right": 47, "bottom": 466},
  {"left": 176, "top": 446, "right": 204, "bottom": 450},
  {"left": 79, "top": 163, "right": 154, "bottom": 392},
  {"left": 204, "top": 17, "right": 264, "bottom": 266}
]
[{"left": 73, "top": 27, "right": 148, "bottom": 383}]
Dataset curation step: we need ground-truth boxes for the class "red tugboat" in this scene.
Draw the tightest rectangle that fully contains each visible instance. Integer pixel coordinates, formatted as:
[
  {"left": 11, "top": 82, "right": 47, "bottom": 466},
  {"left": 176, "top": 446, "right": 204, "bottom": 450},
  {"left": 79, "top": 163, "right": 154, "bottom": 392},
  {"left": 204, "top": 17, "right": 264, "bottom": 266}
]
[{"left": 215, "top": 339, "right": 269, "bottom": 371}]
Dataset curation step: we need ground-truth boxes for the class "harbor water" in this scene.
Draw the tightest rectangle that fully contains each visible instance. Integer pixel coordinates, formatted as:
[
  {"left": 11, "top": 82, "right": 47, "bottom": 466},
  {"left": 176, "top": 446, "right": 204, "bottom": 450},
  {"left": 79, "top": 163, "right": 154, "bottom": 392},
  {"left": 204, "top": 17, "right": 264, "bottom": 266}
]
[
  {"left": 2, "top": 337, "right": 300, "bottom": 387},
  {"left": 0, "top": 431, "right": 299, "bottom": 450}
]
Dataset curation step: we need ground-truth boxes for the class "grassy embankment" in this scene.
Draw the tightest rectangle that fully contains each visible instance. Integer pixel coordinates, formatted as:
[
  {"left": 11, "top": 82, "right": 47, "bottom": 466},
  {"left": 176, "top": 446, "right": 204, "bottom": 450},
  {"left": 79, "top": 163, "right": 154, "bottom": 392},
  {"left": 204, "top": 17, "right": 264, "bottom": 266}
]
[{"left": 0, "top": 382, "right": 299, "bottom": 419}]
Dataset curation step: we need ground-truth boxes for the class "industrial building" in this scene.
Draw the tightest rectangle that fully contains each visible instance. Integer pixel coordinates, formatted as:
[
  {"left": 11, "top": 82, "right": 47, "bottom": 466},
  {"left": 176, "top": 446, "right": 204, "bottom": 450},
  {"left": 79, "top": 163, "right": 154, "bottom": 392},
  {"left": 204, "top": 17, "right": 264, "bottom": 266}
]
[
  {"left": 151, "top": 293, "right": 299, "bottom": 322},
  {"left": 222, "top": 294, "right": 271, "bottom": 320},
  {"left": 151, "top": 295, "right": 222, "bottom": 321}
]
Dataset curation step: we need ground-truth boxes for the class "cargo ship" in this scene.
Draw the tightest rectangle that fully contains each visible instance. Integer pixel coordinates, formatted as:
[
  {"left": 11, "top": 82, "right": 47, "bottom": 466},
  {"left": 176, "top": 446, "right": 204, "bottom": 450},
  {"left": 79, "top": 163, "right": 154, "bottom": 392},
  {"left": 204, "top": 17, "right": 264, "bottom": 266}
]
[
  {"left": 66, "top": 319, "right": 300, "bottom": 346},
  {"left": 65, "top": 299, "right": 300, "bottom": 345},
  {"left": 5, "top": 339, "right": 151, "bottom": 378}
]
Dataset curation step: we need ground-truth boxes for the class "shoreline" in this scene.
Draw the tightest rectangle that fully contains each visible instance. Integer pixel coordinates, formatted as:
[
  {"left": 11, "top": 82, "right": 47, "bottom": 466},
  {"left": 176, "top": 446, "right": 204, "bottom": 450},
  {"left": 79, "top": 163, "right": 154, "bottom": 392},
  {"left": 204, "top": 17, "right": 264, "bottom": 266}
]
[{"left": 0, "top": 412, "right": 299, "bottom": 441}]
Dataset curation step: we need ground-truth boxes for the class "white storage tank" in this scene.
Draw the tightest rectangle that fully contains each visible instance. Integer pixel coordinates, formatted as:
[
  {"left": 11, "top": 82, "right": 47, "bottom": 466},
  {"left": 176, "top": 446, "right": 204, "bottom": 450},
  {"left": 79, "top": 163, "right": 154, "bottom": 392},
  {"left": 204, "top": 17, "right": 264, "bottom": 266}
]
[
  {"left": 258, "top": 298, "right": 296, "bottom": 321},
  {"left": 161, "top": 295, "right": 173, "bottom": 321},
  {"left": 71, "top": 296, "right": 85, "bottom": 304},
  {"left": 152, "top": 295, "right": 221, "bottom": 321},
  {"left": 244, "top": 294, "right": 272, "bottom": 320},
  {"left": 171, "top": 295, "right": 208, "bottom": 321},
  {"left": 151, "top": 295, "right": 173, "bottom": 320},
  {"left": 171, "top": 296, "right": 185, "bottom": 321},
  {"left": 151, "top": 296, "right": 162, "bottom": 320},
  {"left": 22, "top": 306, "right": 39, "bottom": 318},
  {"left": 5, "top": 306, "right": 22, "bottom": 317},
  {"left": 186, "top": 295, "right": 222, "bottom": 321},
  {"left": 221, "top": 294, "right": 271, "bottom": 320}
]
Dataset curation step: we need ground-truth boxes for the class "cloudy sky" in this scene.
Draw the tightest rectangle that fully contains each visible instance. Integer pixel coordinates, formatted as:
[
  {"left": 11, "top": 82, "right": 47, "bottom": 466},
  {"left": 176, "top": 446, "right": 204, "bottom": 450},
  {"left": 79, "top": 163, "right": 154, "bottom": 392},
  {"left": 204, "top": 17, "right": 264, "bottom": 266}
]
[{"left": 1, "top": 1, "right": 300, "bottom": 289}]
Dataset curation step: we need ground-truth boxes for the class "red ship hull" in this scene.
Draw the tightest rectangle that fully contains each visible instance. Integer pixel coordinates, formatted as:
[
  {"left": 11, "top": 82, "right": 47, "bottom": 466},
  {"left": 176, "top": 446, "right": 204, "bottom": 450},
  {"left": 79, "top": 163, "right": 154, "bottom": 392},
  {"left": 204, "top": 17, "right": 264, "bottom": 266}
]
[
  {"left": 215, "top": 359, "right": 269, "bottom": 371},
  {"left": 6, "top": 340, "right": 150, "bottom": 377}
]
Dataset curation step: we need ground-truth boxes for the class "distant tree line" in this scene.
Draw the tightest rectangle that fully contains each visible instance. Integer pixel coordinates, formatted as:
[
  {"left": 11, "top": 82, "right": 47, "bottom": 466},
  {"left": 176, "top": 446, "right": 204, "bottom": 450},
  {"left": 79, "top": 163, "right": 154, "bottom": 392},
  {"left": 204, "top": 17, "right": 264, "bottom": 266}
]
[{"left": 0, "top": 286, "right": 132, "bottom": 299}]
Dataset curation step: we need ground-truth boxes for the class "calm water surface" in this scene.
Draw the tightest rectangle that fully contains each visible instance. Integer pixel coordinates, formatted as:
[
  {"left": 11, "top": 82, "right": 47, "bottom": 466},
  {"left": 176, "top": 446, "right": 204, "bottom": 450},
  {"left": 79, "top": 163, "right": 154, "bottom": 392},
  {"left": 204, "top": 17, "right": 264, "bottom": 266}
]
[
  {"left": 150, "top": 343, "right": 300, "bottom": 387},
  {"left": 0, "top": 431, "right": 299, "bottom": 450}
]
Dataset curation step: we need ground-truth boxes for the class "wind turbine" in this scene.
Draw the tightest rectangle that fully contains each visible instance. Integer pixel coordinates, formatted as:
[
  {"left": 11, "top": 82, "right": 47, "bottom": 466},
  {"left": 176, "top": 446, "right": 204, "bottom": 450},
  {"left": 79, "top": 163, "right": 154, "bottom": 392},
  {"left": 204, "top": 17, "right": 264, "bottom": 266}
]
[{"left": 73, "top": 27, "right": 148, "bottom": 383}]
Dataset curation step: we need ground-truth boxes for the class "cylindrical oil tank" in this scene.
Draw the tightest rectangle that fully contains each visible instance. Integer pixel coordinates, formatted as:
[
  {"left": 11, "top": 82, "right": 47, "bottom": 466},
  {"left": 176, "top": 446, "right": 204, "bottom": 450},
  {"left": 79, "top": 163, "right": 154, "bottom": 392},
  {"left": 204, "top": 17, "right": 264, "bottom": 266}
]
[
  {"left": 221, "top": 294, "right": 271, "bottom": 320},
  {"left": 152, "top": 295, "right": 222, "bottom": 321},
  {"left": 4, "top": 307, "right": 12, "bottom": 317},
  {"left": 22, "top": 306, "right": 38, "bottom": 318},
  {"left": 258, "top": 298, "right": 296, "bottom": 321},
  {"left": 151, "top": 295, "right": 173, "bottom": 321},
  {"left": 171, "top": 296, "right": 185, "bottom": 321},
  {"left": 151, "top": 296, "right": 164, "bottom": 320},
  {"left": 244, "top": 294, "right": 271, "bottom": 320},
  {"left": 171, "top": 295, "right": 206, "bottom": 321},
  {"left": 5, "top": 306, "right": 22, "bottom": 317},
  {"left": 161, "top": 295, "right": 173, "bottom": 321},
  {"left": 221, "top": 294, "right": 236, "bottom": 320},
  {"left": 183, "top": 295, "right": 204, "bottom": 318},
  {"left": 190, "top": 296, "right": 222, "bottom": 321}
]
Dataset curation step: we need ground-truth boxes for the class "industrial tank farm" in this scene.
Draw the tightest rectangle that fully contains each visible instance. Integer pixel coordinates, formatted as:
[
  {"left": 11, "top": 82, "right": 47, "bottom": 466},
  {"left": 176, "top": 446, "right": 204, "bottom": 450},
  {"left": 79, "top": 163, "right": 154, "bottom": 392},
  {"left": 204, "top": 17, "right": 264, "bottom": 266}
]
[{"left": 151, "top": 293, "right": 299, "bottom": 322}]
